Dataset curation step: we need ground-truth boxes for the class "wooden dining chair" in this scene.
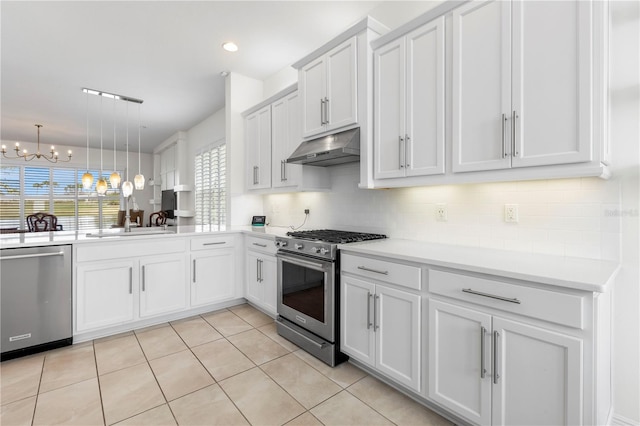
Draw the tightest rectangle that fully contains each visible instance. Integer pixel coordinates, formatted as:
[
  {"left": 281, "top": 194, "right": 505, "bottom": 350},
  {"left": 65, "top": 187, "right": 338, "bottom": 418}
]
[
  {"left": 149, "top": 211, "right": 168, "bottom": 226},
  {"left": 26, "top": 212, "right": 63, "bottom": 232}
]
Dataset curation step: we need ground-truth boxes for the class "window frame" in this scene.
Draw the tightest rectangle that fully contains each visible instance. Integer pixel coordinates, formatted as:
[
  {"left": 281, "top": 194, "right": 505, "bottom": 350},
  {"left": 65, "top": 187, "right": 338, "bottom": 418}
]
[{"left": 194, "top": 139, "right": 227, "bottom": 230}]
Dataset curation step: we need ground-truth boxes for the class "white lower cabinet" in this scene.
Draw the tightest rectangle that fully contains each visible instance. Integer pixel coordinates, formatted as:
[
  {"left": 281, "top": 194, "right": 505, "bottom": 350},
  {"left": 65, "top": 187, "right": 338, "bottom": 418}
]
[
  {"left": 428, "top": 299, "right": 582, "bottom": 425},
  {"left": 76, "top": 260, "right": 135, "bottom": 332},
  {"left": 245, "top": 236, "right": 277, "bottom": 315},
  {"left": 191, "top": 250, "right": 235, "bottom": 306},
  {"left": 139, "top": 255, "right": 187, "bottom": 318},
  {"left": 341, "top": 275, "right": 421, "bottom": 392}
]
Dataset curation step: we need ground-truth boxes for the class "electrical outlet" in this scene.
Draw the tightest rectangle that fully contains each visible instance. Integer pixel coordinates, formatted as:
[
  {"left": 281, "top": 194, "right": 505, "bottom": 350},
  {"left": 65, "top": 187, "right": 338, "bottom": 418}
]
[
  {"left": 435, "top": 204, "right": 448, "bottom": 222},
  {"left": 504, "top": 204, "right": 519, "bottom": 223},
  {"left": 304, "top": 208, "right": 310, "bottom": 215}
]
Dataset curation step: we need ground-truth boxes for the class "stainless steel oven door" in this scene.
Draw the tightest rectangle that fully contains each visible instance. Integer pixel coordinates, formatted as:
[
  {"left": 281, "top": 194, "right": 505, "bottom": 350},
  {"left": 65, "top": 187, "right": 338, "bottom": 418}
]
[{"left": 276, "top": 251, "right": 335, "bottom": 342}]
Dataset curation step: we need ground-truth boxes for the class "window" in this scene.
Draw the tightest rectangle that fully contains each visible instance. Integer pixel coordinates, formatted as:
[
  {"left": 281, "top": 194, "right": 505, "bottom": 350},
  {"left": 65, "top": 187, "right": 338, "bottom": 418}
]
[
  {"left": 195, "top": 141, "right": 226, "bottom": 229},
  {"left": 0, "top": 164, "right": 121, "bottom": 231}
]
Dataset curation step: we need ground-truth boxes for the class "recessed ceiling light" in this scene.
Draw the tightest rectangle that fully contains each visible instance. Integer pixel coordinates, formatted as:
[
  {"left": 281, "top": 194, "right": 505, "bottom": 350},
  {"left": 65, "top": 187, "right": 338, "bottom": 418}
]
[{"left": 222, "top": 42, "right": 238, "bottom": 52}]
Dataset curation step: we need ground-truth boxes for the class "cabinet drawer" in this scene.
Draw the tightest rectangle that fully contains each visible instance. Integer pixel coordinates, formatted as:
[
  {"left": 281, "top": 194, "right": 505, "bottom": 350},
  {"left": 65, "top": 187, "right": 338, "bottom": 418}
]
[
  {"left": 429, "top": 269, "right": 584, "bottom": 329},
  {"left": 342, "top": 253, "right": 421, "bottom": 290},
  {"left": 245, "top": 236, "right": 277, "bottom": 255},
  {"left": 77, "top": 238, "right": 186, "bottom": 262},
  {"left": 190, "top": 235, "right": 234, "bottom": 251}
]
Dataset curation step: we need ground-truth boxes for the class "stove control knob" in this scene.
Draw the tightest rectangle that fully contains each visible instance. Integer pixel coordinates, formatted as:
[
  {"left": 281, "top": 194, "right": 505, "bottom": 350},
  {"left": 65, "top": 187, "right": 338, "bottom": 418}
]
[
  {"left": 294, "top": 243, "right": 304, "bottom": 250},
  {"left": 319, "top": 248, "right": 330, "bottom": 255},
  {"left": 276, "top": 241, "right": 287, "bottom": 247},
  {"left": 311, "top": 247, "right": 320, "bottom": 254}
]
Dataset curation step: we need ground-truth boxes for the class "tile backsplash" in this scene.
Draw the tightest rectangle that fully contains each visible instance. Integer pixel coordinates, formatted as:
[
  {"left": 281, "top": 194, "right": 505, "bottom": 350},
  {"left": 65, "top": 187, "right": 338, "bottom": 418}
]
[{"left": 263, "top": 164, "right": 621, "bottom": 261}]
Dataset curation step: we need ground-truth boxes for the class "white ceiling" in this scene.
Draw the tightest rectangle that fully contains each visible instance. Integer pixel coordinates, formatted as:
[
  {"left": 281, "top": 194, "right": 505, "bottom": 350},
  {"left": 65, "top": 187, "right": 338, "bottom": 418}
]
[{"left": 1, "top": 0, "right": 404, "bottom": 154}]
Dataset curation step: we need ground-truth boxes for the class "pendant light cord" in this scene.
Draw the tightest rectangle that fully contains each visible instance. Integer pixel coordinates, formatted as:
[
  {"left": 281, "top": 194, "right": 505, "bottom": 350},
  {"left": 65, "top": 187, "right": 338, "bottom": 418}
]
[
  {"left": 100, "top": 96, "right": 103, "bottom": 177},
  {"left": 113, "top": 98, "right": 117, "bottom": 171},
  {"left": 138, "top": 104, "right": 141, "bottom": 174},
  {"left": 125, "top": 101, "right": 129, "bottom": 181},
  {"left": 86, "top": 92, "right": 89, "bottom": 172}
]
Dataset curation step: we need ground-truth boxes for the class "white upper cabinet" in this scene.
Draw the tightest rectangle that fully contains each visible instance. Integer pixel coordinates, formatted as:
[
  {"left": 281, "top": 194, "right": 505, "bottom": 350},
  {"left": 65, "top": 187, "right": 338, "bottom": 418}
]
[
  {"left": 452, "top": 0, "right": 595, "bottom": 173},
  {"left": 374, "top": 17, "right": 445, "bottom": 180},
  {"left": 300, "top": 37, "right": 358, "bottom": 138},
  {"left": 245, "top": 105, "right": 272, "bottom": 190}
]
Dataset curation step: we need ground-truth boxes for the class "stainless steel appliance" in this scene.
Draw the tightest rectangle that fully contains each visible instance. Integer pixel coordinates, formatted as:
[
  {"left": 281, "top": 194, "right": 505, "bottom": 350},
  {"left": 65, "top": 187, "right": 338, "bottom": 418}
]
[
  {"left": 276, "top": 229, "right": 386, "bottom": 366},
  {"left": 1, "top": 245, "right": 72, "bottom": 361}
]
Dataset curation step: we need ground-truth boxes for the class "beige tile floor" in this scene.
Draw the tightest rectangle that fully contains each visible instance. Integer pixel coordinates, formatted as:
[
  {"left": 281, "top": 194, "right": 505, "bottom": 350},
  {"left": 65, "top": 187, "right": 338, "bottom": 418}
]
[{"left": 0, "top": 304, "right": 454, "bottom": 426}]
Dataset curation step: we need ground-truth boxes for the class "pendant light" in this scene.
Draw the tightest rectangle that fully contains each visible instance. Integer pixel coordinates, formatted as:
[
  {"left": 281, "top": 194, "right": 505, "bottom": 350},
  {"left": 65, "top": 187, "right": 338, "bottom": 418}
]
[
  {"left": 96, "top": 96, "right": 108, "bottom": 196},
  {"left": 81, "top": 91, "right": 94, "bottom": 190},
  {"left": 121, "top": 101, "right": 134, "bottom": 198},
  {"left": 134, "top": 103, "right": 145, "bottom": 190},
  {"left": 109, "top": 97, "right": 121, "bottom": 188}
]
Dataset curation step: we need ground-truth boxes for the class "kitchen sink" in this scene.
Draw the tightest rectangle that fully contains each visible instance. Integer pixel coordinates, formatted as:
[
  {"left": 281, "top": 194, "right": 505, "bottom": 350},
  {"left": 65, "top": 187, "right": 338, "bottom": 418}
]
[{"left": 85, "top": 228, "right": 175, "bottom": 238}]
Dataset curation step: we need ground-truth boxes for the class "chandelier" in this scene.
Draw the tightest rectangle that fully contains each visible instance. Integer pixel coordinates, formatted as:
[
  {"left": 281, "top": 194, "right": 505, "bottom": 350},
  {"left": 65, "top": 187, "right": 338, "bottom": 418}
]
[{"left": 1, "top": 124, "right": 72, "bottom": 163}]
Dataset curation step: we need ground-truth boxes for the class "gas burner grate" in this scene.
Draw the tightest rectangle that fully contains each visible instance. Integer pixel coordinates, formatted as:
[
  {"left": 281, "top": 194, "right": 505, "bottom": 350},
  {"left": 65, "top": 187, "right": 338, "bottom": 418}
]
[{"left": 286, "top": 229, "right": 387, "bottom": 244}]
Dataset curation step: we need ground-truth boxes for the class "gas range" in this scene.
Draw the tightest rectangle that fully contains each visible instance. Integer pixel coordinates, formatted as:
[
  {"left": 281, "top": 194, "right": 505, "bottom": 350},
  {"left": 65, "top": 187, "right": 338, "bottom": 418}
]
[{"left": 275, "top": 229, "right": 387, "bottom": 261}]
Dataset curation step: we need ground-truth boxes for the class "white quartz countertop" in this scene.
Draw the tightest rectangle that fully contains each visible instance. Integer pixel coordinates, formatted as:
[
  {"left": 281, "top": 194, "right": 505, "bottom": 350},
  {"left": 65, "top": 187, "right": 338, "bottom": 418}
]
[
  {"left": 339, "top": 239, "right": 620, "bottom": 293},
  {"left": 0, "top": 225, "right": 287, "bottom": 249}
]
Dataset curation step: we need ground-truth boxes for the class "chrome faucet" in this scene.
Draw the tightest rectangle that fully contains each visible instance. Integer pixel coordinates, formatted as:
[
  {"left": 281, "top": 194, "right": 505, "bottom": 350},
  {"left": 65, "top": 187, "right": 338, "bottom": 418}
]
[{"left": 124, "top": 197, "right": 131, "bottom": 232}]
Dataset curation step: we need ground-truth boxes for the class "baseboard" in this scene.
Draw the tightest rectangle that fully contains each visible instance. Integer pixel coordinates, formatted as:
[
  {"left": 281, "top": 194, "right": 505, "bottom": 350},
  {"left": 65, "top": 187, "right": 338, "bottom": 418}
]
[{"left": 612, "top": 413, "right": 640, "bottom": 426}]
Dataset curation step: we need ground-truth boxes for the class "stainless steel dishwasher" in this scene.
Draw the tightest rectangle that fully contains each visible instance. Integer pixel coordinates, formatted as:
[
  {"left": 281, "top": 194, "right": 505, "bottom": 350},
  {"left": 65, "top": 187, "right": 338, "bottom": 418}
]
[{"left": 1, "top": 244, "right": 72, "bottom": 361}]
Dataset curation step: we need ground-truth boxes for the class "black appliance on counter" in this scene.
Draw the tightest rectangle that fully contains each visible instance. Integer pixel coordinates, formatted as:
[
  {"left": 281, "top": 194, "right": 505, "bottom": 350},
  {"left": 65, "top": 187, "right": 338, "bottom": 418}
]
[{"left": 275, "top": 229, "right": 386, "bottom": 366}]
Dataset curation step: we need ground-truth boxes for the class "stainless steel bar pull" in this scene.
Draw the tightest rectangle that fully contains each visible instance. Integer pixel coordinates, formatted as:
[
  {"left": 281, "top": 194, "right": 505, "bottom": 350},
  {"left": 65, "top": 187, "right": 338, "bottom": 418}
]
[
  {"left": 512, "top": 110, "right": 519, "bottom": 157},
  {"left": 366, "top": 292, "right": 373, "bottom": 330},
  {"left": 399, "top": 136, "right": 404, "bottom": 168},
  {"left": 256, "top": 258, "right": 261, "bottom": 282},
  {"left": 141, "top": 265, "right": 146, "bottom": 291},
  {"left": 357, "top": 266, "right": 389, "bottom": 275},
  {"left": 324, "top": 97, "right": 329, "bottom": 125},
  {"left": 502, "top": 113, "right": 508, "bottom": 158},
  {"left": 320, "top": 98, "right": 326, "bottom": 125},
  {"left": 493, "top": 330, "right": 500, "bottom": 384},
  {"left": 462, "top": 288, "right": 521, "bottom": 304},
  {"left": 259, "top": 259, "right": 263, "bottom": 282},
  {"left": 193, "top": 260, "right": 197, "bottom": 283},
  {"left": 480, "top": 326, "right": 487, "bottom": 379},
  {"left": 129, "top": 267, "right": 133, "bottom": 294},
  {"left": 374, "top": 294, "right": 380, "bottom": 331},
  {"left": 203, "top": 242, "right": 225, "bottom": 246},
  {"left": 252, "top": 242, "right": 267, "bottom": 248},
  {"left": 405, "top": 135, "right": 410, "bottom": 167}
]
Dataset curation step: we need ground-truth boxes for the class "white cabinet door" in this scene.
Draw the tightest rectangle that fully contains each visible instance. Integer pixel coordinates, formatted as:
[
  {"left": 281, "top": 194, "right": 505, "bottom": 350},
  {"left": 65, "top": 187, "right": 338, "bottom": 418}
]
[
  {"left": 406, "top": 17, "right": 445, "bottom": 177},
  {"left": 452, "top": 0, "right": 512, "bottom": 173},
  {"left": 246, "top": 251, "right": 263, "bottom": 306},
  {"left": 428, "top": 299, "right": 492, "bottom": 425},
  {"left": 300, "top": 57, "right": 326, "bottom": 137},
  {"left": 283, "top": 91, "right": 302, "bottom": 187},
  {"left": 492, "top": 317, "right": 583, "bottom": 426},
  {"left": 376, "top": 285, "right": 421, "bottom": 392},
  {"left": 511, "top": 0, "right": 592, "bottom": 168},
  {"left": 245, "top": 251, "right": 277, "bottom": 315},
  {"left": 245, "top": 105, "right": 271, "bottom": 190},
  {"left": 325, "top": 36, "right": 358, "bottom": 132},
  {"left": 76, "top": 260, "right": 135, "bottom": 332},
  {"left": 271, "top": 96, "right": 290, "bottom": 189},
  {"left": 139, "top": 255, "right": 187, "bottom": 318},
  {"left": 340, "top": 276, "right": 376, "bottom": 367},
  {"left": 374, "top": 37, "right": 406, "bottom": 180},
  {"left": 191, "top": 249, "right": 235, "bottom": 307}
]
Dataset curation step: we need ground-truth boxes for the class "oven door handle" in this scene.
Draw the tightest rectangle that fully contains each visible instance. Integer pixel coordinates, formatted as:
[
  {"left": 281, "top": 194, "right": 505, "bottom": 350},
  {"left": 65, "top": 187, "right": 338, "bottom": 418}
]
[{"left": 276, "top": 252, "right": 330, "bottom": 271}]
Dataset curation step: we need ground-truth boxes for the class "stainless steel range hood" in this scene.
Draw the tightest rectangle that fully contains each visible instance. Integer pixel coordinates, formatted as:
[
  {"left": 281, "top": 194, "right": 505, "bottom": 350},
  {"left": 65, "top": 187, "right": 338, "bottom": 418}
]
[{"left": 286, "top": 128, "right": 360, "bottom": 167}]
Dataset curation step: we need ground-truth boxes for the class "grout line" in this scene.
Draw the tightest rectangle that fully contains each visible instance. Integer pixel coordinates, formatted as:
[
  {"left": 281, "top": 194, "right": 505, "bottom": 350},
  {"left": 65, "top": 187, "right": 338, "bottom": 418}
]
[
  {"left": 91, "top": 340, "right": 107, "bottom": 426},
  {"left": 30, "top": 353, "right": 46, "bottom": 426}
]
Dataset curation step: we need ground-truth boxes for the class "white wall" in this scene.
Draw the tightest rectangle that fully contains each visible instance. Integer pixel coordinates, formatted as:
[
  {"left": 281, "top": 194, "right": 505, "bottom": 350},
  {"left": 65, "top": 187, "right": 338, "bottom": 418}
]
[{"left": 186, "top": 108, "right": 226, "bottom": 185}]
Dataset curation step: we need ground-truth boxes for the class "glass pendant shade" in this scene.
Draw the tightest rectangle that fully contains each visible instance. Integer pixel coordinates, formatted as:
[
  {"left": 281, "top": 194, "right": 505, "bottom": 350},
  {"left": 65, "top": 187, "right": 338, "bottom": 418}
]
[
  {"left": 109, "top": 171, "right": 121, "bottom": 188},
  {"left": 121, "top": 180, "right": 133, "bottom": 197},
  {"left": 82, "top": 172, "right": 94, "bottom": 190},
  {"left": 134, "top": 173, "right": 145, "bottom": 190},
  {"left": 96, "top": 177, "right": 108, "bottom": 196}
]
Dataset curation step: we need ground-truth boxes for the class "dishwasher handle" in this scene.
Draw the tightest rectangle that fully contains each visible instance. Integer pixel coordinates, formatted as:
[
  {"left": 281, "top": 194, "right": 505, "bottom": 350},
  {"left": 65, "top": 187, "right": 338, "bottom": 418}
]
[{"left": 1, "top": 251, "right": 65, "bottom": 261}]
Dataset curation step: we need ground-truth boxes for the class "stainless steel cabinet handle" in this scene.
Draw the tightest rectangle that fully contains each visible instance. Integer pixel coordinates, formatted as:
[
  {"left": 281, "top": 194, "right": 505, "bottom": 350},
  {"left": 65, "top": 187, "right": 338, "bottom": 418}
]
[
  {"left": 512, "top": 110, "right": 519, "bottom": 157},
  {"left": 256, "top": 258, "right": 261, "bottom": 282},
  {"left": 0, "top": 251, "right": 64, "bottom": 261},
  {"left": 399, "top": 136, "right": 404, "bottom": 168},
  {"left": 320, "top": 98, "right": 325, "bottom": 125},
  {"left": 374, "top": 294, "right": 380, "bottom": 331},
  {"left": 193, "top": 259, "right": 196, "bottom": 283},
  {"left": 281, "top": 160, "right": 287, "bottom": 182},
  {"left": 203, "top": 241, "right": 225, "bottom": 246},
  {"left": 462, "top": 288, "right": 521, "bottom": 304},
  {"left": 480, "top": 326, "right": 487, "bottom": 378},
  {"left": 141, "top": 265, "right": 146, "bottom": 291},
  {"left": 357, "top": 266, "right": 389, "bottom": 275},
  {"left": 366, "top": 292, "right": 373, "bottom": 329},
  {"left": 253, "top": 242, "right": 267, "bottom": 248},
  {"left": 405, "top": 135, "right": 410, "bottom": 167},
  {"left": 324, "top": 97, "right": 329, "bottom": 125},
  {"left": 259, "top": 259, "right": 263, "bottom": 282},
  {"left": 502, "top": 113, "right": 508, "bottom": 158},
  {"left": 129, "top": 267, "right": 133, "bottom": 294},
  {"left": 493, "top": 331, "right": 500, "bottom": 384}
]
